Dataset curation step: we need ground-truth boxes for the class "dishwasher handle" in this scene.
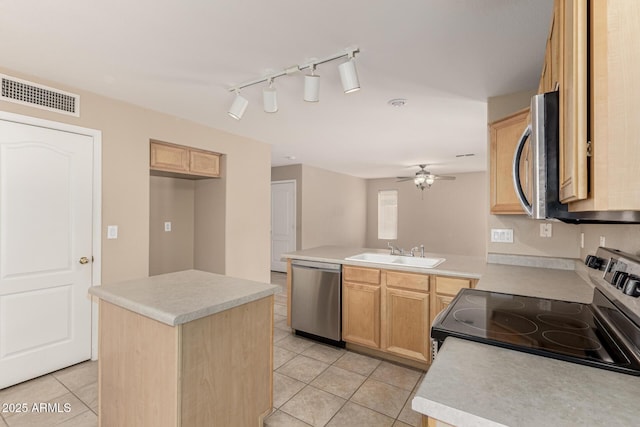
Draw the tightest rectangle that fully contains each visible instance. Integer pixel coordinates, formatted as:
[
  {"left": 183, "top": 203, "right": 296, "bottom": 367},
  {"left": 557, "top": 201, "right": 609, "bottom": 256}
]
[{"left": 291, "top": 259, "right": 341, "bottom": 272}]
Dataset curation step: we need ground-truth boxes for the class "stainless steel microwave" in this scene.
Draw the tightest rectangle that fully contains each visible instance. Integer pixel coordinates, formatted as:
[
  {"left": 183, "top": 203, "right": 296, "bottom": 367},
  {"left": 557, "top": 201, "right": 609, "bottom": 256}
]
[{"left": 512, "top": 91, "right": 640, "bottom": 224}]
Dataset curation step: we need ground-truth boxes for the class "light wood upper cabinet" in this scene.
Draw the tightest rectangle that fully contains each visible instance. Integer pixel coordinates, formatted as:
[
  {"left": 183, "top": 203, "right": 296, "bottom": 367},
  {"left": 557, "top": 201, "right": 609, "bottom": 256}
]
[
  {"left": 570, "top": 0, "right": 640, "bottom": 212},
  {"left": 150, "top": 140, "right": 220, "bottom": 179},
  {"left": 558, "top": 0, "right": 588, "bottom": 203},
  {"left": 489, "top": 108, "right": 530, "bottom": 214},
  {"left": 150, "top": 141, "right": 189, "bottom": 174}
]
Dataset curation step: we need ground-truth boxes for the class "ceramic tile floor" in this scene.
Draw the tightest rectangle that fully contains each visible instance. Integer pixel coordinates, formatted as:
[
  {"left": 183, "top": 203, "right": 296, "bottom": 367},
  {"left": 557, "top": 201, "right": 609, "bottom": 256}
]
[{"left": 0, "top": 272, "right": 426, "bottom": 427}]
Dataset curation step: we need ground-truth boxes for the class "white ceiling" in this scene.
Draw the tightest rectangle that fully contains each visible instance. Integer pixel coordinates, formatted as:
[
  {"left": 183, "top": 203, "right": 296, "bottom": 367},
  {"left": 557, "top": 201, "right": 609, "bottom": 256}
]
[{"left": 0, "top": 0, "right": 553, "bottom": 179}]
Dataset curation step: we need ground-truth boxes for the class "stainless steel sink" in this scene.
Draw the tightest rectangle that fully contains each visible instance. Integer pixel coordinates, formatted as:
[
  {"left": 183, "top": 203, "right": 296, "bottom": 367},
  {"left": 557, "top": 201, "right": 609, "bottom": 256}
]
[{"left": 344, "top": 252, "right": 445, "bottom": 269}]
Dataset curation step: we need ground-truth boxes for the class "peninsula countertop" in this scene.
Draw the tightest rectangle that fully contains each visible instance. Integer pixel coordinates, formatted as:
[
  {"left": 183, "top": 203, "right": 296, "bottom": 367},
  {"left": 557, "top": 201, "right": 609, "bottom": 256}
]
[
  {"left": 89, "top": 269, "right": 279, "bottom": 326},
  {"left": 282, "top": 245, "right": 487, "bottom": 279}
]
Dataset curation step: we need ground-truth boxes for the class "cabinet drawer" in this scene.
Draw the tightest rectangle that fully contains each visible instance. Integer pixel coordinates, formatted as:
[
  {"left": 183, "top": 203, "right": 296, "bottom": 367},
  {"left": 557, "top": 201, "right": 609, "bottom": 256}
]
[
  {"left": 385, "top": 271, "right": 429, "bottom": 293},
  {"left": 436, "top": 276, "right": 472, "bottom": 295},
  {"left": 343, "top": 266, "right": 380, "bottom": 285}
]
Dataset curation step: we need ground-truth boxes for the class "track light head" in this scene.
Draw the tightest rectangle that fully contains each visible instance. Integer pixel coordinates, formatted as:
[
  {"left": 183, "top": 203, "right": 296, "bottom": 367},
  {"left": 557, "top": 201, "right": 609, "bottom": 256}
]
[
  {"left": 339, "top": 57, "right": 360, "bottom": 94},
  {"left": 228, "top": 92, "right": 248, "bottom": 120},
  {"left": 304, "top": 66, "right": 320, "bottom": 102},
  {"left": 263, "top": 79, "right": 278, "bottom": 113}
]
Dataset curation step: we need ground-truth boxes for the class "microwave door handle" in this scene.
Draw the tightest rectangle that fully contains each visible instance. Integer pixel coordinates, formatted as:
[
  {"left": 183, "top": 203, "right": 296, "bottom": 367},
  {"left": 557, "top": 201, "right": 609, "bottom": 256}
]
[{"left": 513, "top": 124, "right": 533, "bottom": 216}]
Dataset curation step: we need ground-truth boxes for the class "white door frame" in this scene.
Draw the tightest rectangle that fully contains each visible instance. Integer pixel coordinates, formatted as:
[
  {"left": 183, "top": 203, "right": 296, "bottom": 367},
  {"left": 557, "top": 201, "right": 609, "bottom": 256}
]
[
  {"left": 0, "top": 111, "right": 102, "bottom": 360},
  {"left": 271, "top": 179, "right": 296, "bottom": 272}
]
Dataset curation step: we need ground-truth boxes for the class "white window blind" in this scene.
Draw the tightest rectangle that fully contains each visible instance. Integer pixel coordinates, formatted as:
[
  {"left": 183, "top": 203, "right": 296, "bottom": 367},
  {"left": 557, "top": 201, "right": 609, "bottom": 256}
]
[{"left": 378, "top": 190, "right": 398, "bottom": 240}]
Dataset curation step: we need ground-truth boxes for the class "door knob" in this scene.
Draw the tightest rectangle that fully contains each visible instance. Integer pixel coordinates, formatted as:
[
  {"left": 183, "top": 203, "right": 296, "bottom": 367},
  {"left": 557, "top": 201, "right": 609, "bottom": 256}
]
[{"left": 79, "top": 257, "right": 90, "bottom": 264}]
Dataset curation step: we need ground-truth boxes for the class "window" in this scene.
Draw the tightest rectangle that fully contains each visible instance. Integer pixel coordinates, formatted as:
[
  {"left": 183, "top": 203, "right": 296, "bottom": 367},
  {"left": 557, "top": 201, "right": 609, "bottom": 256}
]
[{"left": 378, "top": 190, "right": 398, "bottom": 240}]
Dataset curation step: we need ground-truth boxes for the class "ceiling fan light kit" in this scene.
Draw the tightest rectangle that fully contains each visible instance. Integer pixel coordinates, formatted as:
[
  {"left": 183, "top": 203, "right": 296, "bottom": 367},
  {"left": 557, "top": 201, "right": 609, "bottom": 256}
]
[
  {"left": 397, "top": 164, "right": 456, "bottom": 192},
  {"left": 227, "top": 46, "right": 360, "bottom": 119}
]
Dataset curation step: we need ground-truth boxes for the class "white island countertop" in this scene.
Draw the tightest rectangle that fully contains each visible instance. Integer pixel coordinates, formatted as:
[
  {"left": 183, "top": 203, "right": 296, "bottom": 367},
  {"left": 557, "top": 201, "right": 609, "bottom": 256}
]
[{"left": 89, "top": 269, "right": 279, "bottom": 326}]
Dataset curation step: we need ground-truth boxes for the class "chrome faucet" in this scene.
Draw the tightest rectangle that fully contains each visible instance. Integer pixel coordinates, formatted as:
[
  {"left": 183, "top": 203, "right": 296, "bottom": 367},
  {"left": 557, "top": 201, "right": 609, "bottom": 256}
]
[
  {"left": 410, "top": 245, "right": 426, "bottom": 257},
  {"left": 387, "top": 242, "right": 402, "bottom": 255}
]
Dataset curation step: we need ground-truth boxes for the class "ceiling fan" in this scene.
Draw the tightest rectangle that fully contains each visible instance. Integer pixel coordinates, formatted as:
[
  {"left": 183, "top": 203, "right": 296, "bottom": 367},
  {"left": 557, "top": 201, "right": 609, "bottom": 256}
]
[{"left": 397, "top": 164, "right": 456, "bottom": 191}]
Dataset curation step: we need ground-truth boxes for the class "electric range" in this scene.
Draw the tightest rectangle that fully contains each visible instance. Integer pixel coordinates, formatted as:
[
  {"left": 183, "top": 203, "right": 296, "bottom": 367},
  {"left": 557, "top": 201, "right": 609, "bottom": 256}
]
[{"left": 431, "top": 247, "right": 640, "bottom": 376}]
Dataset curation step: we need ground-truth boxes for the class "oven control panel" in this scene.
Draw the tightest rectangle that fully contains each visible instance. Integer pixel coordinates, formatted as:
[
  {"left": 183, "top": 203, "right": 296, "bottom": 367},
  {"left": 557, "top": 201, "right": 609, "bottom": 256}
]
[{"left": 587, "top": 248, "right": 640, "bottom": 298}]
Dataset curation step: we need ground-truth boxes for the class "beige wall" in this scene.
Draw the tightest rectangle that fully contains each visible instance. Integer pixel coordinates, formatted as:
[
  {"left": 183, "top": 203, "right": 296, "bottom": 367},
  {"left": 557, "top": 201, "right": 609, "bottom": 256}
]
[
  {"left": 271, "top": 164, "right": 302, "bottom": 250},
  {"left": 487, "top": 90, "right": 581, "bottom": 258},
  {"left": 149, "top": 177, "right": 195, "bottom": 275},
  {"left": 194, "top": 165, "right": 226, "bottom": 274},
  {"left": 301, "top": 165, "right": 367, "bottom": 248},
  {"left": 0, "top": 67, "right": 271, "bottom": 284},
  {"left": 366, "top": 173, "right": 487, "bottom": 257}
]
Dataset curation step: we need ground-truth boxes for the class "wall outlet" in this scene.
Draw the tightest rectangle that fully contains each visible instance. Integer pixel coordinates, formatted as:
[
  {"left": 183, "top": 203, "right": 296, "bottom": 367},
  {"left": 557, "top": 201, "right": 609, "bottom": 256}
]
[
  {"left": 491, "top": 228, "right": 514, "bottom": 243},
  {"left": 107, "top": 225, "right": 118, "bottom": 239},
  {"left": 164, "top": 221, "right": 172, "bottom": 232},
  {"left": 600, "top": 236, "right": 606, "bottom": 247},
  {"left": 539, "top": 223, "right": 552, "bottom": 238}
]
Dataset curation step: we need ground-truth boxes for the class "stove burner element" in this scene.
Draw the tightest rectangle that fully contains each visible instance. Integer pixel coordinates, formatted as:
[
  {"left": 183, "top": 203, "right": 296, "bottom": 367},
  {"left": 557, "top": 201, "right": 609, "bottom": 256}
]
[
  {"left": 542, "top": 330, "right": 602, "bottom": 351},
  {"left": 464, "top": 294, "right": 525, "bottom": 310},
  {"left": 536, "top": 314, "right": 590, "bottom": 330},
  {"left": 453, "top": 308, "right": 538, "bottom": 335}
]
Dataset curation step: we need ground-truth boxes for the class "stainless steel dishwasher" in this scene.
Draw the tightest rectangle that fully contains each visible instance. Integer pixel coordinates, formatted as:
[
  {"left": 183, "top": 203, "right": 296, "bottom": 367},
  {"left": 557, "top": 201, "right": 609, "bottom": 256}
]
[{"left": 290, "top": 260, "right": 343, "bottom": 346}]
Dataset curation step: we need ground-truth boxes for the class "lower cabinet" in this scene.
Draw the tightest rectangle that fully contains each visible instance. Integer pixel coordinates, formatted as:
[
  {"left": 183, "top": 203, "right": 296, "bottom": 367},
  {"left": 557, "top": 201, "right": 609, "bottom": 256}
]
[
  {"left": 342, "top": 265, "right": 476, "bottom": 366},
  {"left": 342, "top": 280, "right": 381, "bottom": 348},
  {"left": 383, "top": 286, "right": 430, "bottom": 363}
]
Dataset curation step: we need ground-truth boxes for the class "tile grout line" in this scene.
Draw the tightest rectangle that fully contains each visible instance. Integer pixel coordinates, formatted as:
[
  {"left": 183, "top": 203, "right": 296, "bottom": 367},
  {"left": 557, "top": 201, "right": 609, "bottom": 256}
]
[{"left": 50, "top": 374, "right": 94, "bottom": 417}]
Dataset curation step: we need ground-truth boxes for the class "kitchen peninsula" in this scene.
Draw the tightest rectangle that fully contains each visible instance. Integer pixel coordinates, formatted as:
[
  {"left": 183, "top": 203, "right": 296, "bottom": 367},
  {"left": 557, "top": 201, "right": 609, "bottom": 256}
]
[{"left": 89, "top": 270, "right": 278, "bottom": 427}]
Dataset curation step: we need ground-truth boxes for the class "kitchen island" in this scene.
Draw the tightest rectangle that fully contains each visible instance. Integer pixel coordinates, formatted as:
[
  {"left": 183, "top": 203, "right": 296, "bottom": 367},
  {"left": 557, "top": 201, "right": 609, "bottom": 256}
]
[{"left": 89, "top": 269, "right": 279, "bottom": 427}]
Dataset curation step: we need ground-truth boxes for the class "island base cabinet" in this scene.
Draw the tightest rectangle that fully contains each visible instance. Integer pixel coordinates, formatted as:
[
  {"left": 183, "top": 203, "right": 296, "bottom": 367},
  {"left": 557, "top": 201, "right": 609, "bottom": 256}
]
[{"left": 98, "top": 296, "right": 273, "bottom": 427}]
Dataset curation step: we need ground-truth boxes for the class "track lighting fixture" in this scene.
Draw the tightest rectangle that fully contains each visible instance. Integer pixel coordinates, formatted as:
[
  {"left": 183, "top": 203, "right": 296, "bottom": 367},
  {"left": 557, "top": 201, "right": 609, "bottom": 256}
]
[
  {"left": 227, "top": 46, "right": 360, "bottom": 119},
  {"left": 263, "top": 79, "right": 278, "bottom": 113},
  {"left": 304, "top": 66, "right": 320, "bottom": 102},
  {"left": 338, "top": 52, "right": 360, "bottom": 94},
  {"left": 227, "top": 91, "right": 248, "bottom": 120}
]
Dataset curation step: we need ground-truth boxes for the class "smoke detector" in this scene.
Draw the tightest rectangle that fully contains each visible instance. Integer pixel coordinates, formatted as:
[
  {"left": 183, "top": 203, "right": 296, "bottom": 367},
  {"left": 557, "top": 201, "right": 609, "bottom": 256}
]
[{"left": 387, "top": 98, "right": 407, "bottom": 107}]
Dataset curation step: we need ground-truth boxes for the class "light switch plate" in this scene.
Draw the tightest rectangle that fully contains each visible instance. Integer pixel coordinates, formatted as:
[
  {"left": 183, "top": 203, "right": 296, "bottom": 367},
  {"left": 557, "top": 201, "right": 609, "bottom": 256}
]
[
  {"left": 107, "top": 225, "right": 118, "bottom": 239},
  {"left": 164, "top": 221, "right": 172, "bottom": 232}
]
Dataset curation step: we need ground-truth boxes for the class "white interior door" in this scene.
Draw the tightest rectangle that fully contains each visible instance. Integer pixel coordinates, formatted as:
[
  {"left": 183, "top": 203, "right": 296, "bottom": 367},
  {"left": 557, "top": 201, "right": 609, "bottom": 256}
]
[
  {"left": 0, "top": 120, "right": 93, "bottom": 389},
  {"left": 271, "top": 181, "right": 296, "bottom": 272}
]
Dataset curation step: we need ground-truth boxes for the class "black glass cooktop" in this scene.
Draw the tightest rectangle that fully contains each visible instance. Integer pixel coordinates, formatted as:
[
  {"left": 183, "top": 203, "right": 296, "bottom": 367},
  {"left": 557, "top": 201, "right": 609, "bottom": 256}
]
[{"left": 431, "top": 288, "right": 640, "bottom": 376}]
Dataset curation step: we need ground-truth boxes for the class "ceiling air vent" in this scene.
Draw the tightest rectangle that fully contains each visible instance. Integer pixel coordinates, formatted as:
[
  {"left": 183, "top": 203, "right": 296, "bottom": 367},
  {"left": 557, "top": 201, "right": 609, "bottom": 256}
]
[{"left": 0, "top": 74, "right": 80, "bottom": 117}]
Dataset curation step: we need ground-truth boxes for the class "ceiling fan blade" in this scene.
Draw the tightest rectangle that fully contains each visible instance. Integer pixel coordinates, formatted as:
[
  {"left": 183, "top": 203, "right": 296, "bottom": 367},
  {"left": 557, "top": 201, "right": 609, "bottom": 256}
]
[
  {"left": 396, "top": 177, "right": 414, "bottom": 182},
  {"left": 434, "top": 175, "right": 456, "bottom": 180}
]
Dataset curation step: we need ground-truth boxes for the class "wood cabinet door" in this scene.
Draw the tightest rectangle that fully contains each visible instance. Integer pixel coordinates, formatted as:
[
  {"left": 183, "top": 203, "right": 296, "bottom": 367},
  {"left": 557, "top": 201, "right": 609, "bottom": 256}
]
[
  {"left": 342, "top": 281, "right": 380, "bottom": 349},
  {"left": 558, "top": 0, "right": 588, "bottom": 203},
  {"left": 489, "top": 109, "right": 529, "bottom": 214},
  {"left": 189, "top": 149, "right": 220, "bottom": 177},
  {"left": 383, "top": 287, "right": 430, "bottom": 363},
  {"left": 150, "top": 141, "right": 189, "bottom": 173},
  {"left": 432, "top": 294, "right": 454, "bottom": 324}
]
